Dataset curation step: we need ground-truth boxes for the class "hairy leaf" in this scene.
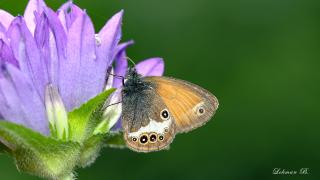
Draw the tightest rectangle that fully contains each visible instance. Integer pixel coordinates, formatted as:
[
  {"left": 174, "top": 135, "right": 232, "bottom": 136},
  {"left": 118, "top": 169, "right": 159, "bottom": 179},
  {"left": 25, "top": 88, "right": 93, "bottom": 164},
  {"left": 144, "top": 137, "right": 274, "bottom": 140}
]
[
  {"left": 68, "top": 88, "right": 115, "bottom": 143},
  {"left": 0, "top": 121, "right": 81, "bottom": 179},
  {"left": 104, "top": 131, "right": 126, "bottom": 149}
]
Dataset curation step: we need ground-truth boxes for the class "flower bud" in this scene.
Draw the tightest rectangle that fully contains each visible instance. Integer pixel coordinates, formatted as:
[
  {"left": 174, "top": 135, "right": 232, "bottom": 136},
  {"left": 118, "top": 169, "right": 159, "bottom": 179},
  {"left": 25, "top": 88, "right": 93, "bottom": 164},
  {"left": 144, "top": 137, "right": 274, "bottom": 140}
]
[{"left": 45, "top": 84, "right": 69, "bottom": 140}]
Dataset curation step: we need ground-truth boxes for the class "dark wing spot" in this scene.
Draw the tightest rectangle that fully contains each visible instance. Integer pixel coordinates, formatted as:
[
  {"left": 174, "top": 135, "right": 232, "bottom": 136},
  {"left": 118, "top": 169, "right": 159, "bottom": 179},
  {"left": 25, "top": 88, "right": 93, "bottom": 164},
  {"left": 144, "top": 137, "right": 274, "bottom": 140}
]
[
  {"left": 197, "top": 106, "right": 206, "bottom": 116},
  {"left": 159, "top": 135, "right": 164, "bottom": 141},
  {"left": 160, "top": 109, "right": 170, "bottom": 120},
  {"left": 150, "top": 134, "right": 157, "bottom": 142},
  {"left": 140, "top": 135, "right": 148, "bottom": 144}
]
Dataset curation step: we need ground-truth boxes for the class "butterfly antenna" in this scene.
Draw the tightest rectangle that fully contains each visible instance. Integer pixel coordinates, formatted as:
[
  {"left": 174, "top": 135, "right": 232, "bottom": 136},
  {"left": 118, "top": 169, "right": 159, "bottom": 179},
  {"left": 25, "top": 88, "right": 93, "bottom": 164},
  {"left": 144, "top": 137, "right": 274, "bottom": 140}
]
[{"left": 126, "top": 56, "right": 136, "bottom": 66}]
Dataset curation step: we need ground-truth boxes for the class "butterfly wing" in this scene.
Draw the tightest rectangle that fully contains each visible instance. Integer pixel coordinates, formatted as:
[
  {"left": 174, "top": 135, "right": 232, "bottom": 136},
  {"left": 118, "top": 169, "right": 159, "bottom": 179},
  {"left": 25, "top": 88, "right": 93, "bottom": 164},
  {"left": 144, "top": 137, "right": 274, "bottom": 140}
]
[
  {"left": 144, "top": 76, "right": 219, "bottom": 133},
  {"left": 122, "top": 88, "right": 176, "bottom": 152}
]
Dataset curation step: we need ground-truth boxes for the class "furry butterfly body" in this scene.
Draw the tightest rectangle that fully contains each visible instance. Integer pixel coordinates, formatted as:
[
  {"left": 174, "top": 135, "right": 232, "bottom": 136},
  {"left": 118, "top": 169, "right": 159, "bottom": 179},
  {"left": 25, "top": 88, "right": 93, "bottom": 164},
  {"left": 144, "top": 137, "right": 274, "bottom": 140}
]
[{"left": 121, "top": 68, "right": 219, "bottom": 152}]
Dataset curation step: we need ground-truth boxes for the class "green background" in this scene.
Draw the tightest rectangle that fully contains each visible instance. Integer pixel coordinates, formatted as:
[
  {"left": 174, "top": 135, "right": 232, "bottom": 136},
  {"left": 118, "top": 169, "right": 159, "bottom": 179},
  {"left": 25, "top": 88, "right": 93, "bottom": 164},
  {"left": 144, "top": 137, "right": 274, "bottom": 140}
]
[{"left": 1, "top": 0, "right": 319, "bottom": 179}]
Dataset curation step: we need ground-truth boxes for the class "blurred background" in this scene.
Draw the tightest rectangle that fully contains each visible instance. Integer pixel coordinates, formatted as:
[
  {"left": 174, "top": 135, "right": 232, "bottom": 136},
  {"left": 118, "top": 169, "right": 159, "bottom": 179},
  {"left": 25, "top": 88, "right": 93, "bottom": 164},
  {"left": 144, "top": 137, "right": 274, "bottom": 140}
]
[{"left": 0, "top": 0, "right": 319, "bottom": 179}]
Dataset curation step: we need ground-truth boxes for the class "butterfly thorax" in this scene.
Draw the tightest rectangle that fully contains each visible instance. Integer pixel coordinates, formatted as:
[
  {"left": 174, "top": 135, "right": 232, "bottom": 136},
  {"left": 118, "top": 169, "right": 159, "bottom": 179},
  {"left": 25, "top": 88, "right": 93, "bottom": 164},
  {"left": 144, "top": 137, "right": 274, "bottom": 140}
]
[{"left": 122, "top": 68, "right": 153, "bottom": 96}]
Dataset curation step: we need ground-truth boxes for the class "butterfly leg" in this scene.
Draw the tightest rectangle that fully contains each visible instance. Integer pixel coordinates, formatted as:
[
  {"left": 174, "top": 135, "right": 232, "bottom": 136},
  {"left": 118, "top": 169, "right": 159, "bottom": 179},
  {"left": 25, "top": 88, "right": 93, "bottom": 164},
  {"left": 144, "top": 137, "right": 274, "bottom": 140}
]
[
  {"left": 107, "top": 71, "right": 125, "bottom": 86},
  {"left": 103, "top": 101, "right": 122, "bottom": 109}
]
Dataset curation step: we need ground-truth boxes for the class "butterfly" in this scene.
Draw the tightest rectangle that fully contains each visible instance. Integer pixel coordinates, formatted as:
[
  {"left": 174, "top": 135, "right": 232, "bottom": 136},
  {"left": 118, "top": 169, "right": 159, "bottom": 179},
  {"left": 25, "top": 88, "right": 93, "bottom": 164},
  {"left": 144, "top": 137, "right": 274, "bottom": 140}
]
[{"left": 120, "top": 68, "right": 219, "bottom": 152}]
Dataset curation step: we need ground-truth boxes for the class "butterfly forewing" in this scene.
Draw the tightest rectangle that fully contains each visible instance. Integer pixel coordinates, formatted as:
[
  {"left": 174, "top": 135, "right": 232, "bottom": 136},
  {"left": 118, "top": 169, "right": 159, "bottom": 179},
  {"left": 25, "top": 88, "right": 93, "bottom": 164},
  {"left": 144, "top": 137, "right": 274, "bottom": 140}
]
[
  {"left": 122, "top": 88, "right": 176, "bottom": 152},
  {"left": 144, "top": 76, "right": 219, "bottom": 133}
]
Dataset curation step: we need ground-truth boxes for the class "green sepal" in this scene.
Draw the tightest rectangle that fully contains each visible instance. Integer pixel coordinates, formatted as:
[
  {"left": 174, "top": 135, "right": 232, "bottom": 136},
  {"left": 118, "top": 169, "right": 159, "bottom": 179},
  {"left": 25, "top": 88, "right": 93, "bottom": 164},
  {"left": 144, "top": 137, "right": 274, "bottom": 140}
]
[
  {"left": 93, "top": 119, "right": 110, "bottom": 135},
  {"left": 104, "top": 131, "right": 126, "bottom": 149},
  {"left": 0, "top": 141, "right": 10, "bottom": 154},
  {"left": 78, "top": 134, "right": 105, "bottom": 168},
  {"left": 0, "top": 143, "right": 4, "bottom": 153},
  {"left": 0, "top": 121, "right": 81, "bottom": 179},
  {"left": 79, "top": 132, "right": 126, "bottom": 167},
  {"left": 68, "top": 88, "right": 115, "bottom": 143}
]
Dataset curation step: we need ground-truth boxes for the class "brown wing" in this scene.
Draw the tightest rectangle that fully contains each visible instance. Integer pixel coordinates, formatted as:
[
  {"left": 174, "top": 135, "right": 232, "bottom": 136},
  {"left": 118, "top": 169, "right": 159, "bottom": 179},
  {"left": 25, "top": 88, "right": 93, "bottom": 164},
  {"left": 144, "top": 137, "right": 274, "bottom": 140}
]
[
  {"left": 122, "top": 88, "right": 176, "bottom": 152},
  {"left": 144, "top": 76, "right": 219, "bottom": 133}
]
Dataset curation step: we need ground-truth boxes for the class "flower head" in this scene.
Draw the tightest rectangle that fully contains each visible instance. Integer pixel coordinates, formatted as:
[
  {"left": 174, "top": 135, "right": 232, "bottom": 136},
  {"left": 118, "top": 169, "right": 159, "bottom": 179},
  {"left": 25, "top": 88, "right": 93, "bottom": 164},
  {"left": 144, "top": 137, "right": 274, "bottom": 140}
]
[
  {"left": 0, "top": 0, "right": 164, "bottom": 136},
  {"left": 0, "top": 0, "right": 167, "bottom": 179},
  {"left": 0, "top": 1, "right": 167, "bottom": 178}
]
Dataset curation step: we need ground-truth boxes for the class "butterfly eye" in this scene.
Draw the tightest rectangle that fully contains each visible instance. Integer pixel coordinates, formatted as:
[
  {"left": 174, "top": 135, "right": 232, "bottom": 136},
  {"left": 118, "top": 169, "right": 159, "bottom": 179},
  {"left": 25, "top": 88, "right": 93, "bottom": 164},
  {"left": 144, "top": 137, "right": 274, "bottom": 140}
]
[
  {"left": 160, "top": 109, "right": 170, "bottom": 120},
  {"left": 132, "top": 137, "right": 137, "bottom": 142},
  {"left": 158, "top": 135, "right": 164, "bottom": 141},
  {"left": 197, "top": 106, "right": 206, "bottom": 116},
  {"left": 149, "top": 134, "right": 157, "bottom": 143},
  {"left": 139, "top": 134, "right": 148, "bottom": 144}
]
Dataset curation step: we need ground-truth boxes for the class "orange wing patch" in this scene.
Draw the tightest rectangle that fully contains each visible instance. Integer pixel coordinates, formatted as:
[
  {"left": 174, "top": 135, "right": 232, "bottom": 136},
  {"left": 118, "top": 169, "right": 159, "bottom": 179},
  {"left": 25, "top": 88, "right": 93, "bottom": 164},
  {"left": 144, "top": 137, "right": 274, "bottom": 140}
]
[{"left": 144, "top": 77, "right": 219, "bottom": 133}]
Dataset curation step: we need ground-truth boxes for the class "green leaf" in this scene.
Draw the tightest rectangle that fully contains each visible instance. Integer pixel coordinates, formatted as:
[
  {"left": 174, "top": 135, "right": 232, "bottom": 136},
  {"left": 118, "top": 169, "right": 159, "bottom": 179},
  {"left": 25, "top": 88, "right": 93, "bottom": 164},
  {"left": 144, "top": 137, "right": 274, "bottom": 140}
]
[
  {"left": 0, "top": 121, "right": 81, "bottom": 179},
  {"left": 104, "top": 131, "right": 126, "bottom": 149},
  {"left": 68, "top": 88, "right": 115, "bottom": 143}
]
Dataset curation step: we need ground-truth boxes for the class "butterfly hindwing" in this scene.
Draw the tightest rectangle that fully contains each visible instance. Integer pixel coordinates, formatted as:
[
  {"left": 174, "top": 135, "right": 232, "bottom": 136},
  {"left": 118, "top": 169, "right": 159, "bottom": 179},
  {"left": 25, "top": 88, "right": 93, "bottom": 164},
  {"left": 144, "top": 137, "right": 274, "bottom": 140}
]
[
  {"left": 121, "top": 68, "right": 219, "bottom": 152},
  {"left": 122, "top": 88, "right": 176, "bottom": 152},
  {"left": 144, "top": 76, "right": 219, "bottom": 133}
]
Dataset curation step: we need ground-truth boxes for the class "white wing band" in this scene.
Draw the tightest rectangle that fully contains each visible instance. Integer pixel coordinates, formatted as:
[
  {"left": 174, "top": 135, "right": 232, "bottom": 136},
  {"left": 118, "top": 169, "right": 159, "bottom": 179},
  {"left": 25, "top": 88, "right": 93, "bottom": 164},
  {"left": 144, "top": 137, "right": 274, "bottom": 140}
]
[{"left": 128, "top": 117, "right": 172, "bottom": 137}]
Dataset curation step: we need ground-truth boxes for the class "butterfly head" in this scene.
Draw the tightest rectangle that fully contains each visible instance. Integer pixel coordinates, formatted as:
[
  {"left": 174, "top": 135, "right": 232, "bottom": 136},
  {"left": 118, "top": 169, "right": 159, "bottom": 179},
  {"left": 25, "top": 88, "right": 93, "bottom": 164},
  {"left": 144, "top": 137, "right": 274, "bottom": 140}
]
[
  {"left": 126, "top": 67, "right": 140, "bottom": 80},
  {"left": 123, "top": 68, "right": 153, "bottom": 95}
]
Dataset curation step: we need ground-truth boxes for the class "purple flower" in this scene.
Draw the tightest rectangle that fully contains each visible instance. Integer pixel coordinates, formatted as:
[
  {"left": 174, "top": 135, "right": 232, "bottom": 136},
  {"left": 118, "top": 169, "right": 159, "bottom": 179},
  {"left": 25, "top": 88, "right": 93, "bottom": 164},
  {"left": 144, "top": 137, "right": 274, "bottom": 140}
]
[{"left": 0, "top": 0, "right": 164, "bottom": 135}]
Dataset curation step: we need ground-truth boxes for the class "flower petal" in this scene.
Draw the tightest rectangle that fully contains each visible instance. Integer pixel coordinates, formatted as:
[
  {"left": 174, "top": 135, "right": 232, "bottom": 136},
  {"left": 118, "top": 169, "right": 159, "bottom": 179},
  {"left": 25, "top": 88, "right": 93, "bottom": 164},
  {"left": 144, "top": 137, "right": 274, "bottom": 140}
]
[
  {"left": 0, "top": 15, "right": 11, "bottom": 46},
  {"left": 24, "top": 0, "right": 47, "bottom": 34},
  {"left": 59, "top": 11, "right": 98, "bottom": 110},
  {"left": 0, "top": 63, "right": 49, "bottom": 134},
  {"left": 7, "top": 17, "right": 49, "bottom": 100},
  {"left": 0, "top": 10, "right": 14, "bottom": 29},
  {"left": 101, "top": 90, "right": 122, "bottom": 132},
  {"left": 44, "top": 8, "right": 67, "bottom": 59},
  {"left": 35, "top": 8, "right": 67, "bottom": 87},
  {"left": 111, "top": 117, "right": 123, "bottom": 131},
  {"left": 58, "top": 2, "right": 83, "bottom": 31},
  {"left": 0, "top": 39, "right": 18, "bottom": 67},
  {"left": 97, "top": 10, "right": 123, "bottom": 70},
  {"left": 105, "top": 67, "right": 114, "bottom": 90},
  {"left": 34, "top": 12, "right": 49, "bottom": 48},
  {"left": 135, "top": 58, "right": 165, "bottom": 77},
  {"left": 60, "top": 10, "right": 123, "bottom": 110},
  {"left": 113, "top": 40, "right": 134, "bottom": 88},
  {"left": 0, "top": 23, "right": 6, "bottom": 39}
]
